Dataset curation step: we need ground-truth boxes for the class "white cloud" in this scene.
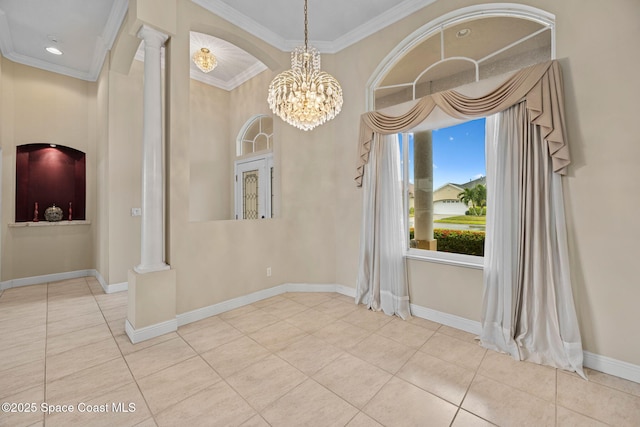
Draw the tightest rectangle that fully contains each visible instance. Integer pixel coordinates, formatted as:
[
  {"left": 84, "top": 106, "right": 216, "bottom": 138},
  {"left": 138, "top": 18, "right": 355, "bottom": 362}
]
[
  {"left": 433, "top": 164, "right": 438, "bottom": 169},
  {"left": 472, "top": 173, "right": 484, "bottom": 179},
  {"left": 449, "top": 136, "right": 454, "bottom": 141}
]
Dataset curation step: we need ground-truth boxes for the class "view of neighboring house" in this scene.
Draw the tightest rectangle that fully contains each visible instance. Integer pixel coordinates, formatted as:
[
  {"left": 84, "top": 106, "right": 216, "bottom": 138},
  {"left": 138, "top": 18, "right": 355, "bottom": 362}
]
[
  {"left": 433, "top": 176, "right": 486, "bottom": 216},
  {"left": 408, "top": 176, "right": 486, "bottom": 218}
]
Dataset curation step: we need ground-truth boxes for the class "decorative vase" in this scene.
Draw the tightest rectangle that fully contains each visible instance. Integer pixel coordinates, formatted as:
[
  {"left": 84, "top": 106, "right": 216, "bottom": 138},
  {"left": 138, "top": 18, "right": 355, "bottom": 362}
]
[
  {"left": 68, "top": 202, "right": 73, "bottom": 221},
  {"left": 33, "top": 202, "right": 39, "bottom": 222},
  {"left": 44, "top": 204, "right": 63, "bottom": 222}
]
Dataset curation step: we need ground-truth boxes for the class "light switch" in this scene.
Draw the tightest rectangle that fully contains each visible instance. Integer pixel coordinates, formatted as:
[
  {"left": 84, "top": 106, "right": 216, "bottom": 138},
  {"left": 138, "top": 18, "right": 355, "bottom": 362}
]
[{"left": 131, "top": 208, "right": 142, "bottom": 216}]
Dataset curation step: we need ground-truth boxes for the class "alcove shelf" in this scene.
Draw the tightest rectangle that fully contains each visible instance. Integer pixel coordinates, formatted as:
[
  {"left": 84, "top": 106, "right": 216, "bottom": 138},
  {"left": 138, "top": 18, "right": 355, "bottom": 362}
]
[{"left": 8, "top": 221, "right": 91, "bottom": 228}]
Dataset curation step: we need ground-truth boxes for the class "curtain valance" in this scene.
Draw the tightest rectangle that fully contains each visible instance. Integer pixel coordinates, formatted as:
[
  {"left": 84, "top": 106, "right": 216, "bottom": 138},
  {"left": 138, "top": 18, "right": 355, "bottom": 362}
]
[{"left": 356, "top": 60, "right": 570, "bottom": 187}]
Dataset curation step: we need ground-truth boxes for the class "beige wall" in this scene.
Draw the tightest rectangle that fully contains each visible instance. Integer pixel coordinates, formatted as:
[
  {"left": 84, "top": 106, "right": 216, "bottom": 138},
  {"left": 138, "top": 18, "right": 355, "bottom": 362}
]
[
  {"left": 189, "top": 79, "right": 231, "bottom": 221},
  {"left": 434, "top": 185, "right": 463, "bottom": 202},
  {"left": 332, "top": 0, "right": 640, "bottom": 366},
  {"left": 1, "top": 59, "right": 95, "bottom": 281}
]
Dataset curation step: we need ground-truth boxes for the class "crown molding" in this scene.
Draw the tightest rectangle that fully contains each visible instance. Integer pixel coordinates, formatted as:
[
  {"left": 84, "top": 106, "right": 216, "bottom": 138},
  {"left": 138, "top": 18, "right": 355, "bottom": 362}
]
[
  {"left": 192, "top": 0, "right": 439, "bottom": 54},
  {"left": 0, "top": 0, "right": 127, "bottom": 81}
]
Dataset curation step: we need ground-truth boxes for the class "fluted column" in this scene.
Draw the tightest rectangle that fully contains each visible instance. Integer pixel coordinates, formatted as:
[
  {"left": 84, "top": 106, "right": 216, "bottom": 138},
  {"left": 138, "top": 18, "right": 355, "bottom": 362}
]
[{"left": 135, "top": 25, "right": 169, "bottom": 274}]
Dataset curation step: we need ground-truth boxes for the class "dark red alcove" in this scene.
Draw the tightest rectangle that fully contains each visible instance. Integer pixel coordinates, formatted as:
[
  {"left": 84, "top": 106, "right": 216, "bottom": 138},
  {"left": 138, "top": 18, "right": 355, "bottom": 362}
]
[{"left": 15, "top": 144, "right": 86, "bottom": 222}]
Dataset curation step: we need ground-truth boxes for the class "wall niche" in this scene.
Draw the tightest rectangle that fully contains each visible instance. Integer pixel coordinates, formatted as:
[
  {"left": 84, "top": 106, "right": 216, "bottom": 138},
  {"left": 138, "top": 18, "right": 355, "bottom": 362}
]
[{"left": 15, "top": 144, "right": 86, "bottom": 222}]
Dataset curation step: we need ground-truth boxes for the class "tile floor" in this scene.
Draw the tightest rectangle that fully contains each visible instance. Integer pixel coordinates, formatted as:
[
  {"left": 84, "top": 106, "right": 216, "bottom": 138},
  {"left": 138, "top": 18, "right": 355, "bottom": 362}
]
[{"left": 1, "top": 277, "right": 639, "bottom": 426}]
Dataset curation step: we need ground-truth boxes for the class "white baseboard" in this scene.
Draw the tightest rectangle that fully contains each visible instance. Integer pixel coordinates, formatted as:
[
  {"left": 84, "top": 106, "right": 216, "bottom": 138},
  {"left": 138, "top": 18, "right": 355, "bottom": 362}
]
[
  {"left": 176, "top": 284, "right": 288, "bottom": 327},
  {"left": 410, "top": 303, "right": 482, "bottom": 336},
  {"left": 583, "top": 351, "right": 640, "bottom": 384},
  {"left": 0, "top": 269, "right": 128, "bottom": 293},
  {"left": 125, "top": 318, "right": 178, "bottom": 344},
  {"left": 0, "top": 269, "right": 94, "bottom": 290},
  {"left": 90, "top": 270, "right": 128, "bottom": 294}
]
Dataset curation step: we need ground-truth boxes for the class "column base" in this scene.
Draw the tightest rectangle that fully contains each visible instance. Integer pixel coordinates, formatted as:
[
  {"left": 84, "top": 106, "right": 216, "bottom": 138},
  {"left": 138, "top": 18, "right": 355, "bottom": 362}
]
[
  {"left": 127, "top": 268, "right": 176, "bottom": 338},
  {"left": 416, "top": 239, "right": 437, "bottom": 251},
  {"left": 134, "top": 262, "right": 170, "bottom": 274}
]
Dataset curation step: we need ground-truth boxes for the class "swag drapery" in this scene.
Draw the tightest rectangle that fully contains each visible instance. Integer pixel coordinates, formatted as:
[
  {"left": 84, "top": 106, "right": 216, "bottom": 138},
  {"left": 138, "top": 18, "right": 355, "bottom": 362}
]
[{"left": 355, "top": 60, "right": 585, "bottom": 375}]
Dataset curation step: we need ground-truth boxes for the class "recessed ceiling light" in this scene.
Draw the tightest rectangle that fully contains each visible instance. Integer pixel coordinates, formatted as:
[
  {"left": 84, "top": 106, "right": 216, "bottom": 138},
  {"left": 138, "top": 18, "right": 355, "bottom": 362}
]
[
  {"left": 49, "top": 144, "right": 57, "bottom": 147},
  {"left": 456, "top": 28, "right": 471, "bottom": 38},
  {"left": 45, "top": 46, "right": 63, "bottom": 55}
]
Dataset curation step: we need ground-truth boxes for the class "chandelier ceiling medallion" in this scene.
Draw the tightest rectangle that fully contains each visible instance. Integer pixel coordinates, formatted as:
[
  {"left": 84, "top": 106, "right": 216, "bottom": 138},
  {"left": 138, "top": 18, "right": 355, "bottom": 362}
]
[
  {"left": 267, "top": 0, "right": 343, "bottom": 131},
  {"left": 193, "top": 47, "right": 217, "bottom": 73}
]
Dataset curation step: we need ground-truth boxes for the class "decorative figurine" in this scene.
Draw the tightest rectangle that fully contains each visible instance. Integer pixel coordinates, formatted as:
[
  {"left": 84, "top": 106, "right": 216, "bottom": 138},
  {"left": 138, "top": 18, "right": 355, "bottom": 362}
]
[
  {"left": 68, "top": 202, "right": 73, "bottom": 221},
  {"left": 33, "top": 202, "right": 39, "bottom": 222}
]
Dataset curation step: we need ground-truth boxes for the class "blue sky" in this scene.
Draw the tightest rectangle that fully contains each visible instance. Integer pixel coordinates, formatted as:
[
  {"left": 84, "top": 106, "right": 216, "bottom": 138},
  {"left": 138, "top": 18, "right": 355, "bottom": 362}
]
[{"left": 402, "top": 118, "right": 486, "bottom": 189}]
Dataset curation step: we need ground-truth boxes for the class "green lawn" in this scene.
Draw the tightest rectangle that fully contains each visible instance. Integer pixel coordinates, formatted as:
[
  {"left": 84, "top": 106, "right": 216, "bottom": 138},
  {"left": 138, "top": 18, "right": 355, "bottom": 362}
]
[{"left": 434, "top": 215, "right": 486, "bottom": 225}]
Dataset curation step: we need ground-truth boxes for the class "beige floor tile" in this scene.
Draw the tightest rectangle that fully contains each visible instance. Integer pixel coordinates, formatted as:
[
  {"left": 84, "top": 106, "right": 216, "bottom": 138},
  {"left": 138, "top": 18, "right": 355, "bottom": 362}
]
[
  {"left": 222, "top": 308, "right": 281, "bottom": 334},
  {"left": 0, "top": 358, "right": 44, "bottom": 400},
  {"left": 0, "top": 340, "right": 45, "bottom": 371},
  {"left": 226, "top": 354, "right": 307, "bottom": 411},
  {"left": 420, "top": 332, "right": 487, "bottom": 370},
  {"left": 0, "top": 315, "right": 47, "bottom": 336},
  {"left": 259, "top": 298, "right": 309, "bottom": 319},
  {"left": 94, "top": 291, "right": 128, "bottom": 310},
  {"left": 345, "top": 412, "right": 384, "bottom": 427},
  {"left": 0, "top": 385, "right": 44, "bottom": 427},
  {"left": 114, "top": 332, "right": 179, "bottom": 356},
  {"left": 451, "top": 410, "right": 495, "bottom": 426},
  {"left": 283, "top": 292, "right": 335, "bottom": 307},
  {"left": 438, "top": 325, "right": 480, "bottom": 343},
  {"left": 100, "top": 304, "right": 128, "bottom": 323},
  {"left": 348, "top": 333, "right": 416, "bottom": 374},
  {"left": 461, "top": 375, "right": 555, "bottom": 426},
  {"left": 200, "top": 336, "right": 271, "bottom": 378},
  {"left": 314, "top": 299, "right": 359, "bottom": 318},
  {"left": 133, "top": 418, "right": 158, "bottom": 427},
  {"left": 262, "top": 379, "right": 358, "bottom": 426},
  {"left": 155, "top": 381, "right": 256, "bottom": 427},
  {"left": 46, "top": 337, "right": 122, "bottom": 382},
  {"left": 397, "top": 352, "right": 475, "bottom": 405},
  {"left": 137, "top": 356, "right": 221, "bottom": 414},
  {"left": 45, "top": 381, "right": 152, "bottom": 427},
  {"left": 478, "top": 350, "right": 556, "bottom": 402},
  {"left": 218, "top": 304, "right": 259, "bottom": 320},
  {"left": 405, "top": 315, "right": 442, "bottom": 331},
  {"left": 584, "top": 367, "right": 640, "bottom": 397},
  {"left": 376, "top": 317, "right": 436, "bottom": 348},
  {"left": 557, "top": 370, "right": 640, "bottom": 426},
  {"left": 250, "top": 295, "right": 288, "bottom": 309},
  {"left": 46, "top": 310, "right": 107, "bottom": 337},
  {"left": 0, "top": 322, "right": 46, "bottom": 350},
  {"left": 313, "top": 320, "right": 372, "bottom": 351},
  {"left": 333, "top": 293, "right": 356, "bottom": 303},
  {"left": 556, "top": 406, "right": 608, "bottom": 426},
  {"left": 313, "top": 353, "right": 392, "bottom": 409},
  {"left": 107, "top": 317, "right": 127, "bottom": 336},
  {"left": 364, "top": 377, "right": 458, "bottom": 427},
  {"left": 46, "top": 358, "right": 134, "bottom": 404},
  {"left": 240, "top": 414, "right": 271, "bottom": 426},
  {"left": 46, "top": 323, "right": 114, "bottom": 356},
  {"left": 276, "top": 334, "right": 344, "bottom": 375},
  {"left": 124, "top": 337, "right": 197, "bottom": 380},
  {"left": 248, "top": 321, "right": 307, "bottom": 352},
  {"left": 340, "top": 308, "right": 393, "bottom": 332},
  {"left": 178, "top": 317, "right": 243, "bottom": 353},
  {"left": 284, "top": 308, "right": 337, "bottom": 333}
]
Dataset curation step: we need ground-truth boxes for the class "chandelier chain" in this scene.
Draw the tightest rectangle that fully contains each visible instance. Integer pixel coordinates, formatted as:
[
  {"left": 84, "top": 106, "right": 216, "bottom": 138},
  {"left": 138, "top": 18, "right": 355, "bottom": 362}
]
[{"left": 304, "top": 0, "right": 308, "bottom": 51}]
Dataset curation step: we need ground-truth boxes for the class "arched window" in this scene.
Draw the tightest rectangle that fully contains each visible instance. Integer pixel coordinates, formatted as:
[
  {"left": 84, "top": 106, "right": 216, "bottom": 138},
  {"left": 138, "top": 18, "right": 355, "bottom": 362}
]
[
  {"left": 236, "top": 114, "right": 273, "bottom": 157},
  {"left": 369, "top": 4, "right": 555, "bottom": 110},
  {"left": 367, "top": 4, "right": 555, "bottom": 264}
]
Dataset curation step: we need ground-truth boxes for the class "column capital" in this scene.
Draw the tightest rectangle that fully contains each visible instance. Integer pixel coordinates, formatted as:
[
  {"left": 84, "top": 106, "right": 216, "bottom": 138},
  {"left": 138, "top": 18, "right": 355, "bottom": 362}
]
[{"left": 137, "top": 25, "right": 169, "bottom": 49}]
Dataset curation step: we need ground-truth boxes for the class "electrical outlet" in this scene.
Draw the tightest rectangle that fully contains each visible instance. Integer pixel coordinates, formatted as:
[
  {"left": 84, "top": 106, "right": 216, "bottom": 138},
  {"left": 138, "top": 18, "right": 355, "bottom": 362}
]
[
  {"left": 131, "top": 208, "right": 141, "bottom": 216},
  {"left": 267, "top": 267, "right": 272, "bottom": 277}
]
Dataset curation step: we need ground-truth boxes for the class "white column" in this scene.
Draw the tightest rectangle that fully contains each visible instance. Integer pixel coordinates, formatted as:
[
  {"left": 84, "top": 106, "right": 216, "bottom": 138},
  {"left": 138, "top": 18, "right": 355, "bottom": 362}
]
[{"left": 135, "top": 25, "right": 169, "bottom": 274}]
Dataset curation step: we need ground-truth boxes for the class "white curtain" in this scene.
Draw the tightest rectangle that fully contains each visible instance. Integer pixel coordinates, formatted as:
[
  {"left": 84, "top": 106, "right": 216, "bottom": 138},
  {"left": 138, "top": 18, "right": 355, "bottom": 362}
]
[
  {"left": 356, "top": 134, "right": 411, "bottom": 319},
  {"left": 482, "top": 103, "right": 585, "bottom": 377}
]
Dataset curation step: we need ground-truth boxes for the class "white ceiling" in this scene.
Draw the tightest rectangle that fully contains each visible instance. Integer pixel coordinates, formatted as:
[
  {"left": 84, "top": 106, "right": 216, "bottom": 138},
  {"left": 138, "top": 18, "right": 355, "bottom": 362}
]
[{"left": 0, "top": 0, "right": 437, "bottom": 88}]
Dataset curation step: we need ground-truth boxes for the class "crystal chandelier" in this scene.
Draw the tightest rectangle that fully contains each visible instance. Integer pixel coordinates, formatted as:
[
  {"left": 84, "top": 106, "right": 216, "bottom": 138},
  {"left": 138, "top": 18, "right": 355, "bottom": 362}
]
[
  {"left": 267, "top": 0, "right": 343, "bottom": 131},
  {"left": 193, "top": 47, "right": 217, "bottom": 73}
]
